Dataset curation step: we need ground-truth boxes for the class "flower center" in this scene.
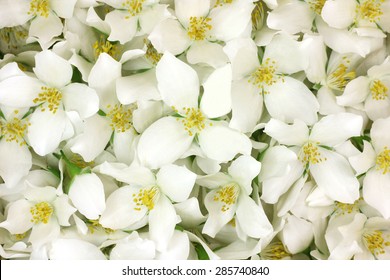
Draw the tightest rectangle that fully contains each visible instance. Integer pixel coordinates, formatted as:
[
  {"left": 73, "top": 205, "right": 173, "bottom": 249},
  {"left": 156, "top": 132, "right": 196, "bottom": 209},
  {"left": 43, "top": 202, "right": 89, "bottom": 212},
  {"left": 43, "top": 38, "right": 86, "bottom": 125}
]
[
  {"left": 144, "top": 40, "right": 162, "bottom": 65},
  {"left": 28, "top": 0, "right": 49, "bottom": 18},
  {"left": 252, "top": 1, "right": 265, "bottom": 31},
  {"left": 357, "top": 0, "right": 384, "bottom": 22},
  {"left": 376, "top": 147, "right": 390, "bottom": 174},
  {"left": 213, "top": 183, "right": 239, "bottom": 212},
  {"left": 363, "top": 230, "right": 390, "bottom": 256},
  {"left": 214, "top": 0, "right": 233, "bottom": 7},
  {"left": 0, "top": 114, "right": 29, "bottom": 145},
  {"left": 33, "top": 86, "right": 63, "bottom": 114},
  {"left": 187, "top": 17, "right": 212, "bottom": 41},
  {"left": 93, "top": 37, "right": 119, "bottom": 59},
  {"left": 30, "top": 202, "right": 53, "bottom": 224},
  {"left": 370, "top": 79, "right": 388, "bottom": 101},
  {"left": 106, "top": 104, "right": 133, "bottom": 133},
  {"left": 132, "top": 187, "right": 159, "bottom": 211},
  {"left": 309, "top": 0, "right": 326, "bottom": 15},
  {"left": 88, "top": 219, "right": 114, "bottom": 234},
  {"left": 14, "top": 232, "right": 28, "bottom": 240},
  {"left": 0, "top": 26, "right": 28, "bottom": 53},
  {"left": 122, "top": 0, "right": 145, "bottom": 18},
  {"left": 327, "top": 62, "right": 356, "bottom": 91},
  {"left": 299, "top": 142, "right": 327, "bottom": 165},
  {"left": 248, "top": 59, "right": 282, "bottom": 93},
  {"left": 180, "top": 107, "right": 207, "bottom": 136},
  {"left": 334, "top": 199, "right": 361, "bottom": 216},
  {"left": 260, "top": 241, "right": 291, "bottom": 260}
]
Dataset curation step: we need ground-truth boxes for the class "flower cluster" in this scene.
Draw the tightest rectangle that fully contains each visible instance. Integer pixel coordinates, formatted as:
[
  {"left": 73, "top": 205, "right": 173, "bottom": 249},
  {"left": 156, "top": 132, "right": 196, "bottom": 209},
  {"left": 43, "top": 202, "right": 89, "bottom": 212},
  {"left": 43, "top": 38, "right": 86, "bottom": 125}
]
[{"left": 1, "top": 0, "right": 390, "bottom": 260}]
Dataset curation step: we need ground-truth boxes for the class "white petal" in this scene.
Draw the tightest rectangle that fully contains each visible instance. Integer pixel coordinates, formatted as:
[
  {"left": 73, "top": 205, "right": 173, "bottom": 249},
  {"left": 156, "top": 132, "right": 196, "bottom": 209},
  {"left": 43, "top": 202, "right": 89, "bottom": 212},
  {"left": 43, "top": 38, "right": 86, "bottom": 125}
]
[
  {"left": 0, "top": 200, "right": 33, "bottom": 234},
  {"left": 157, "top": 164, "right": 196, "bottom": 202},
  {"left": 264, "top": 118, "right": 309, "bottom": 146},
  {"left": 0, "top": 76, "right": 42, "bottom": 107},
  {"left": 110, "top": 235, "right": 156, "bottom": 260},
  {"left": 336, "top": 76, "right": 370, "bottom": 106},
  {"left": 321, "top": 0, "right": 356, "bottom": 29},
  {"left": 62, "top": 83, "right": 99, "bottom": 118},
  {"left": 149, "top": 195, "right": 178, "bottom": 252},
  {"left": 228, "top": 155, "right": 261, "bottom": 195},
  {"left": 68, "top": 173, "right": 106, "bottom": 220},
  {"left": 195, "top": 156, "right": 221, "bottom": 174},
  {"left": 348, "top": 141, "right": 376, "bottom": 175},
  {"left": 0, "top": 0, "right": 31, "bottom": 27},
  {"left": 310, "top": 149, "right": 360, "bottom": 203},
  {"left": 100, "top": 186, "right": 146, "bottom": 229},
  {"left": 267, "top": 0, "right": 315, "bottom": 34},
  {"left": 371, "top": 116, "right": 390, "bottom": 151},
  {"left": 277, "top": 175, "right": 308, "bottom": 217},
  {"left": 198, "top": 123, "right": 252, "bottom": 162},
  {"left": 187, "top": 41, "right": 228, "bottom": 68},
  {"left": 302, "top": 34, "right": 327, "bottom": 84},
  {"left": 317, "top": 87, "right": 346, "bottom": 115},
  {"left": 28, "top": 13, "right": 63, "bottom": 48},
  {"left": 70, "top": 115, "right": 112, "bottom": 162},
  {"left": 156, "top": 52, "right": 199, "bottom": 109},
  {"left": 364, "top": 95, "right": 390, "bottom": 121},
  {"left": 138, "top": 4, "right": 170, "bottom": 34},
  {"left": 200, "top": 64, "right": 232, "bottom": 118},
  {"left": 29, "top": 218, "right": 60, "bottom": 247},
  {"left": 363, "top": 170, "right": 390, "bottom": 219},
  {"left": 51, "top": 0, "right": 77, "bottom": 18},
  {"left": 156, "top": 230, "right": 190, "bottom": 260},
  {"left": 264, "top": 77, "right": 319, "bottom": 125},
  {"left": 86, "top": 6, "right": 110, "bottom": 34},
  {"left": 24, "top": 185, "right": 57, "bottom": 202},
  {"left": 53, "top": 195, "right": 77, "bottom": 226},
  {"left": 196, "top": 172, "right": 232, "bottom": 189},
  {"left": 113, "top": 129, "right": 136, "bottom": 165},
  {"left": 229, "top": 80, "right": 263, "bottom": 133},
  {"left": 105, "top": 10, "right": 137, "bottom": 44},
  {"left": 310, "top": 113, "right": 363, "bottom": 147},
  {"left": 175, "top": 0, "right": 210, "bottom": 27},
  {"left": 116, "top": 69, "right": 160, "bottom": 104},
  {"left": 148, "top": 19, "right": 191, "bottom": 55},
  {"left": 279, "top": 214, "right": 313, "bottom": 254},
  {"left": 49, "top": 239, "right": 106, "bottom": 260},
  {"left": 0, "top": 141, "right": 31, "bottom": 188},
  {"left": 174, "top": 198, "right": 207, "bottom": 228},
  {"left": 132, "top": 101, "right": 164, "bottom": 133},
  {"left": 236, "top": 195, "right": 273, "bottom": 238},
  {"left": 28, "top": 109, "right": 67, "bottom": 156},
  {"left": 137, "top": 116, "right": 193, "bottom": 169}
]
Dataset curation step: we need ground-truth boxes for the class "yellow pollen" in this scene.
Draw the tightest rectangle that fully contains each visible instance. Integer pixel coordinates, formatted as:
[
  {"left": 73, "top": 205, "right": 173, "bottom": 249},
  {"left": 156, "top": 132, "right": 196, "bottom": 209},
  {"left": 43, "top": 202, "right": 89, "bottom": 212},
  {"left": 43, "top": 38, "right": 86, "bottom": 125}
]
[
  {"left": 357, "top": 0, "right": 384, "bottom": 22},
  {"left": 252, "top": 1, "right": 265, "bottom": 31},
  {"left": 248, "top": 59, "right": 282, "bottom": 93},
  {"left": 14, "top": 232, "right": 27, "bottom": 240},
  {"left": 363, "top": 230, "right": 390, "bottom": 256},
  {"left": 132, "top": 187, "right": 158, "bottom": 211},
  {"left": 71, "top": 154, "right": 95, "bottom": 169},
  {"left": 299, "top": 142, "right": 327, "bottom": 165},
  {"left": 328, "top": 63, "right": 356, "bottom": 91},
  {"left": 309, "top": 0, "right": 326, "bottom": 15},
  {"left": 370, "top": 79, "right": 388, "bottom": 101},
  {"left": 144, "top": 40, "right": 162, "bottom": 65},
  {"left": 187, "top": 17, "right": 212, "bottom": 41},
  {"left": 376, "top": 147, "right": 390, "bottom": 174},
  {"left": 30, "top": 202, "right": 53, "bottom": 224},
  {"left": 0, "top": 115, "right": 29, "bottom": 146},
  {"left": 93, "top": 37, "right": 119, "bottom": 59},
  {"left": 334, "top": 198, "right": 362, "bottom": 216},
  {"left": 122, "top": 0, "right": 145, "bottom": 18},
  {"left": 214, "top": 0, "right": 233, "bottom": 7},
  {"left": 106, "top": 104, "right": 133, "bottom": 133},
  {"left": 0, "top": 26, "right": 28, "bottom": 53},
  {"left": 28, "top": 0, "right": 49, "bottom": 18},
  {"left": 179, "top": 107, "right": 207, "bottom": 136},
  {"left": 33, "top": 86, "right": 62, "bottom": 114},
  {"left": 213, "top": 183, "right": 239, "bottom": 212},
  {"left": 260, "top": 241, "right": 291, "bottom": 260},
  {"left": 88, "top": 219, "right": 114, "bottom": 234}
]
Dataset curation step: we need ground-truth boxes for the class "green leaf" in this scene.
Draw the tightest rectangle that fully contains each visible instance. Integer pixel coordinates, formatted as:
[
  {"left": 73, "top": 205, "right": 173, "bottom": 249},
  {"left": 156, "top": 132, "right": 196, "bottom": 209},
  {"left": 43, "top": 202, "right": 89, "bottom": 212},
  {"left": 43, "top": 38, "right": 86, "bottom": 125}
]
[
  {"left": 71, "top": 66, "right": 83, "bottom": 83},
  {"left": 194, "top": 243, "right": 210, "bottom": 260},
  {"left": 60, "top": 151, "right": 82, "bottom": 178},
  {"left": 97, "top": 109, "right": 107, "bottom": 116}
]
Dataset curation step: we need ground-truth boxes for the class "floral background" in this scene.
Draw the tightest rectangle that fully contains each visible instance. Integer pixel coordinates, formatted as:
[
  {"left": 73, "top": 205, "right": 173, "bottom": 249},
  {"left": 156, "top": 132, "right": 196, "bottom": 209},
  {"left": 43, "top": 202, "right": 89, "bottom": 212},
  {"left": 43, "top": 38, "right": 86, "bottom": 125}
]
[{"left": 0, "top": 0, "right": 390, "bottom": 260}]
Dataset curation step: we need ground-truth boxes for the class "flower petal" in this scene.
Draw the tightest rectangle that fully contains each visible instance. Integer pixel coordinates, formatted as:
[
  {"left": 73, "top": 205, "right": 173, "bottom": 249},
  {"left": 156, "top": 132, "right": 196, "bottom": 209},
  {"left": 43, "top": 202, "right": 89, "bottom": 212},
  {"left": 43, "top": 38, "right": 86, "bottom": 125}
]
[
  {"left": 228, "top": 155, "right": 261, "bottom": 195},
  {"left": 51, "top": 0, "right": 77, "bottom": 18},
  {"left": 0, "top": 76, "right": 42, "bottom": 107},
  {"left": 110, "top": 234, "right": 156, "bottom": 260},
  {"left": 175, "top": 0, "right": 210, "bottom": 27},
  {"left": 348, "top": 140, "right": 376, "bottom": 175},
  {"left": 187, "top": 41, "right": 228, "bottom": 68},
  {"left": 29, "top": 218, "right": 60, "bottom": 247},
  {"left": 0, "top": 200, "right": 33, "bottom": 234},
  {"left": 279, "top": 214, "right": 313, "bottom": 254},
  {"left": 48, "top": 238, "right": 106, "bottom": 260},
  {"left": 0, "top": 0, "right": 31, "bottom": 27},
  {"left": 336, "top": 76, "right": 370, "bottom": 106},
  {"left": 157, "top": 164, "right": 196, "bottom": 202},
  {"left": 321, "top": 0, "right": 356, "bottom": 29},
  {"left": 62, "top": 83, "right": 99, "bottom": 118},
  {"left": 68, "top": 173, "right": 106, "bottom": 220},
  {"left": 364, "top": 95, "right": 390, "bottom": 121},
  {"left": 371, "top": 116, "right": 390, "bottom": 151},
  {"left": 174, "top": 198, "right": 207, "bottom": 228},
  {"left": 363, "top": 170, "right": 390, "bottom": 219},
  {"left": 53, "top": 195, "right": 77, "bottom": 226},
  {"left": 156, "top": 230, "right": 190, "bottom": 260},
  {"left": 113, "top": 129, "right": 137, "bottom": 165},
  {"left": 105, "top": 10, "right": 137, "bottom": 44},
  {"left": 264, "top": 118, "right": 309, "bottom": 146}
]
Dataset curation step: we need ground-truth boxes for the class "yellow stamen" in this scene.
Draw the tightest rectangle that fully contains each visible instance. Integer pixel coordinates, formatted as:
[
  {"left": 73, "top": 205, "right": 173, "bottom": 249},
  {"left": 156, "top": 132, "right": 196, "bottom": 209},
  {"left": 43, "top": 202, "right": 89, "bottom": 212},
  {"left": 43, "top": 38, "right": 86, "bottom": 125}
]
[
  {"left": 260, "top": 241, "right": 291, "bottom": 260},
  {"left": 309, "top": 0, "right": 326, "bottom": 15},
  {"left": 122, "top": 0, "right": 145, "bottom": 18},
  {"left": 106, "top": 104, "right": 133, "bottom": 133},
  {"left": 363, "top": 230, "right": 390, "bottom": 256},
  {"left": 14, "top": 232, "right": 27, "bottom": 240},
  {"left": 144, "top": 40, "right": 162, "bottom": 65},
  {"left": 248, "top": 58, "right": 282, "bottom": 94},
  {"left": 71, "top": 154, "right": 95, "bottom": 169},
  {"left": 93, "top": 36, "right": 119, "bottom": 59},
  {"left": 214, "top": 0, "right": 233, "bottom": 7},
  {"left": 299, "top": 142, "right": 327, "bottom": 165},
  {"left": 28, "top": 0, "right": 49, "bottom": 18},
  {"left": 0, "top": 26, "right": 28, "bottom": 53},
  {"left": 88, "top": 219, "right": 114, "bottom": 234},
  {"left": 370, "top": 80, "right": 388, "bottom": 101},
  {"left": 0, "top": 113, "right": 30, "bottom": 146},
  {"left": 334, "top": 198, "right": 362, "bottom": 216},
  {"left": 327, "top": 62, "right": 356, "bottom": 91},
  {"left": 252, "top": 1, "right": 265, "bottom": 31},
  {"left": 187, "top": 17, "right": 212, "bottom": 41},
  {"left": 33, "top": 86, "right": 62, "bottom": 114},
  {"left": 376, "top": 147, "right": 390, "bottom": 174},
  {"left": 132, "top": 187, "right": 158, "bottom": 211},
  {"left": 357, "top": 0, "right": 384, "bottom": 22},
  {"left": 30, "top": 202, "right": 53, "bottom": 224},
  {"left": 179, "top": 107, "right": 207, "bottom": 136},
  {"left": 213, "top": 183, "right": 239, "bottom": 212}
]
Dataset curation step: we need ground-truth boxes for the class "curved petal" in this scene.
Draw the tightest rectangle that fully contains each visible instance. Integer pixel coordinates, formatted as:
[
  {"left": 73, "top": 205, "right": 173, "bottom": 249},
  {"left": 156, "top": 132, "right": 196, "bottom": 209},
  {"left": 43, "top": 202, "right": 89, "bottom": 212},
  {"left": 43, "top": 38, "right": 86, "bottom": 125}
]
[
  {"left": 28, "top": 13, "right": 63, "bottom": 48},
  {"left": 310, "top": 148, "right": 360, "bottom": 203},
  {"left": 148, "top": 19, "right": 191, "bottom": 55},
  {"left": 110, "top": 235, "right": 156, "bottom": 260},
  {"left": 200, "top": 63, "right": 232, "bottom": 118},
  {"left": 264, "top": 118, "right": 309, "bottom": 146},
  {"left": 174, "top": 197, "right": 207, "bottom": 228},
  {"left": 321, "top": 0, "right": 356, "bottom": 29},
  {"left": 336, "top": 76, "right": 370, "bottom": 106},
  {"left": 24, "top": 185, "right": 57, "bottom": 202},
  {"left": 264, "top": 77, "right": 319, "bottom": 125},
  {"left": 364, "top": 95, "right": 390, "bottom": 121},
  {"left": 156, "top": 230, "right": 190, "bottom": 260},
  {"left": 228, "top": 155, "right": 261, "bottom": 195},
  {"left": 137, "top": 116, "right": 194, "bottom": 169},
  {"left": 236, "top": 195, "right": 273, "bottom": 239},
  {"left": 363, "top": 170, "right": 390, "bottom": 219},
  {"left": 348, "top": 141, "right": 376, "bottom": 175},
  {"left": 53, "top": 195, "right": 77, "bottom": 226},
  {"left": 48, "top": 238, "right": 106, "bottom": 260},
  {"left": 51, "top": 0, "right": 77, "bottom": 18},
  {"left": 187, "top": 41, "right": 228, "bottom": 68},
  {"left": 0, "top": 200, "right": 33, "bottom": 234},
  {"left": 149, "top": 195, "right": 178, "bottom": 252},
  {"left": 157, "top": 164, "right": 196, "bottom": 202},
  {"left": 198, "top": 123, "right": 252, "bottom": 162},
  {"left": 175, "top": 0, "right": 210, "bottom": 27},
  {"left": 62, "top": 83, "right": 99, "bottom": 118},
  {"left": 156, "top": 52, "right": 199, "bottom": 109},
  {"left": 371, "top": 116, "right": 390, "bottom": 151},
  {"left": 100, "top": 185, "right": 147, "bottom": 229},
  {"left": 317, "top": 87, "right": 346, "bottom": 115},
  {"left": 0, "top": 0, "right": 31, "bottom": 28},
  {"left": 29, "top": 218, "right": 60, "bottom": 247},
  {"left": 0, "top": 76, "right": 42, "bottom": 107},
  {"left": 28, "top": 109, "right": 67, "bottom": 156},
  {"left": 196, "top": 172, "right": 232, "bottom": 189},
  {"left": 279, "top": 214, "right": 313, "bottom": 254},
  {"left": 310, "top": 113, "right": 363, "bottom": 147},
  {"left": 0, "top": 141, "right": 31, "bottom": 188},
  {"left": 113, "top": 129, "right": 136, "bottom": 165},
  {"left": 68, "top": 173, "right": 106, "bottom": 220},
  {"left": 105, "top": 10, "right": 137, "bottom": 44}
]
